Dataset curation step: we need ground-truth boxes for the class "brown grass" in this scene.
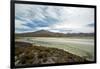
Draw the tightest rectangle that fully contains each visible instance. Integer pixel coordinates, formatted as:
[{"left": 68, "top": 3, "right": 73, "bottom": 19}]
[{"left": 15, "top": 41, "right": 87, "bottom": 66}]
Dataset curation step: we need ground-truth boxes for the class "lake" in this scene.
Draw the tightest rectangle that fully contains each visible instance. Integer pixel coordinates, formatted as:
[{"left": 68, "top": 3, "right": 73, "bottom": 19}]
[{"left": 15, "top": 37, "right": 94, "bottom": 61}]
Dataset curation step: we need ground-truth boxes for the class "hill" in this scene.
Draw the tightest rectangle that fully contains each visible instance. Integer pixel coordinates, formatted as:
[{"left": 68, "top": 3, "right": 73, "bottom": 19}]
[
  {"left": 15, "top": 30, "right": 94, "bottom": 37},
  {"left": 15, "top": 30, "right": 65, "bottom": 37}
]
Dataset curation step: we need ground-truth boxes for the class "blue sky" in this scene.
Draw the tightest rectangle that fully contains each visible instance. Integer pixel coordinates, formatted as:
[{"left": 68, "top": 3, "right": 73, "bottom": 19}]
[{"left": 15, "top": 4, "right": 94, "bottom": 33}]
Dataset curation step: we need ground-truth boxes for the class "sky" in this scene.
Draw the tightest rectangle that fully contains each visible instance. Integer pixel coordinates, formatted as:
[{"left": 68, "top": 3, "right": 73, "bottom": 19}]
[{"left": 15, "top": 4, "right": 94, "bottom": 33}]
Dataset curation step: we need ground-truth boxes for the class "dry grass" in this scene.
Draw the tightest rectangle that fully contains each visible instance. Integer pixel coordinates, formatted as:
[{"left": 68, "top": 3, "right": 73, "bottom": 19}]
[{"left": 15, "top": 41, "right": 87, "bottom": 66}]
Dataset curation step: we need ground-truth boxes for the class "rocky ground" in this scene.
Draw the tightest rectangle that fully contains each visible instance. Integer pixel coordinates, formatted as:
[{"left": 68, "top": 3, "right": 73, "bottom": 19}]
[{"left": 15, "top": 41, "right": 87, "bottom": 66}]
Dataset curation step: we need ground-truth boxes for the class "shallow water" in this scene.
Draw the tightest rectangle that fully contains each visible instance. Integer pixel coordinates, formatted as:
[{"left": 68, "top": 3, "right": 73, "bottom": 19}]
[{"left": 16, "top": 37, "right": 94, "bottom": 61}]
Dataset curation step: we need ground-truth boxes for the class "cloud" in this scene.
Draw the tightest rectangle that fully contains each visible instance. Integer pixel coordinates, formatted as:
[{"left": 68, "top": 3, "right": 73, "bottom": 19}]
[
  {"left": 15, "top": 4, "right": 62, "bottom": 33},
  {"left": 15, "top": 19, "right": 32, "bottom": 30},
  {"left": 15, "top": 4, "right": 94, "bottom": 33},
  {"left": 87, "top": 23, "right": 94, "bottom": 27},
  {"left": 48, "top": 7, "right": 94, "bottom": 33}
]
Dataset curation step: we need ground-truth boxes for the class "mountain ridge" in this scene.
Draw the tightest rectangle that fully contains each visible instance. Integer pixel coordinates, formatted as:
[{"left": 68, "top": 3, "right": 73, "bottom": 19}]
[{"left": 15, "top": 30, "right": 94, "bottom": 37}]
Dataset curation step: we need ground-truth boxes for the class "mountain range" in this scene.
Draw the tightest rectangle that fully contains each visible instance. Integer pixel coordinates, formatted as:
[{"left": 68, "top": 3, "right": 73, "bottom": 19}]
[{"left": 15, "top": 30, "right": 94, "bottom": 37}]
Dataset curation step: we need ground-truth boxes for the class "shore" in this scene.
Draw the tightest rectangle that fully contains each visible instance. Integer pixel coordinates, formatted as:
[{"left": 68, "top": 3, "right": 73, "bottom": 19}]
[{"left": 15, "top": 41, "right": 88, "bottom": 66}]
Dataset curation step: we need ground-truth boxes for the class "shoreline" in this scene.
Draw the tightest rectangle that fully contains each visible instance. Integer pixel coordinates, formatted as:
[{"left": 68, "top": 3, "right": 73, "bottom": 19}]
[{"left": 15, "top": 41, "right": 88, "bottom": 66}]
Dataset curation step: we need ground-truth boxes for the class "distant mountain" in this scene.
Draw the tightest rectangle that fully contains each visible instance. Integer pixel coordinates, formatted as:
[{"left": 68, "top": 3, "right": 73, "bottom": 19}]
[
  {"left": 15, "top": 30, "right": 94, "bottom": 37},
  {"left": 15, "top": 30, "right": 65, "bottom": 37}
]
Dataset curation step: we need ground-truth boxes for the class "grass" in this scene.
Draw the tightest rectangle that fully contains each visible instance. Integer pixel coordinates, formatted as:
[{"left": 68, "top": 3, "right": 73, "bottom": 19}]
[
  {"left": 15, "top": 37, "right": 94, "bottom": 61},
  {"left": 15, "top": 41, "right": 87, "bottom": 66}
]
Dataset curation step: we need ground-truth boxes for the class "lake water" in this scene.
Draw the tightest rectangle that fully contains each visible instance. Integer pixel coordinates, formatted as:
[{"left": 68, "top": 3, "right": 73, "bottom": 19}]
[{"left": 16, "top": 37, "right": 94, "bottom": 61}]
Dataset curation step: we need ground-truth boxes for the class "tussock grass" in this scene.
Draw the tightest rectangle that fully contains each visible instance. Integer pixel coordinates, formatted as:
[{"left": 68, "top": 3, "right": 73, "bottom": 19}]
[{"left": 15, "top": 41, "right": 88, "bottom": 66}]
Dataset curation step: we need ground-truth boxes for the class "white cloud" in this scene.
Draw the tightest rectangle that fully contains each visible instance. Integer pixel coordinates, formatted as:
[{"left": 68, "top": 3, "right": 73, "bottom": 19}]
[
  {"left": 15, "top": 20, "right": 31, "bottom": 30},
  {"left": 15, "top": 4, "right": 94, "bottom": 33},
  {"left": 48, "top": 7, "right": 94, "bottom": 33}
]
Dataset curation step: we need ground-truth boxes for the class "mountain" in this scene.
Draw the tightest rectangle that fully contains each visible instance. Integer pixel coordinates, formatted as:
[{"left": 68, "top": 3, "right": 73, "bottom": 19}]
[
  {"left": 15, "top": 30, "right": 65, "bottom": 37},
  {"left": 15, "top": 30, "right": 94, "bottom": 37}
]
